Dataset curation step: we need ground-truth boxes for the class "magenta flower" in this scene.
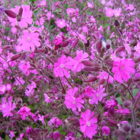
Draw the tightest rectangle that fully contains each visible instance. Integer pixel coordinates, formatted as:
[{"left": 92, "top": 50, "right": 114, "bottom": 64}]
[
  {"left": 56, "top": 18, "right": 66, "bottom": 28},
  {"left": 85, "top": 86, "right": 95, "bottom": 97},
  {"left": 105, "top": 8, "right": 114, "bottom": 17},
  {"left": 72, "top": 50, "right": 89, "bottom": 72},
  {"left": 79, "top": 109, "right": 97, "bottom": 138},
  {"left": 112, "top": 59, "right": 135, "bottom": 83},
  {"left": 8, "top": 5, "right": 33, "bottom": 28},
  {"left": 48, "top": 117, "right": 62, "bottom": 128},
  {"left": 53, "top": 55, "right": 72, "bottom": 78},
  {"left": 44, "top": 93, "right": 51, "bottom": 103},
  {"left": 98, "top": 71, "right": 113, "bottom": 83},
  {"left": 18, "top": 30, "right": 40, "bottom": 52},
  {"left": 89, "top": 85, "right": 106, "bottom": 104},
  {"left": 115, "top": 105, "right": 130, "bottom": 115},
  {"left": 64, "top": 87, "right": 84, "bottom": 112},
  {"left": 102, "top": 126, "right": 110, "bottom": 136},
  {"left": 17, "top": 106, "right": 31, "bottom": 120},
  {"left": 0, "top": 97, "right": 15, "bottom": 118}
]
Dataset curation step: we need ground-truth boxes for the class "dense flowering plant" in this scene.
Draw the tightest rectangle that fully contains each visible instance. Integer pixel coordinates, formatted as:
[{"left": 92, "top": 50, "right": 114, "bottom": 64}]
[{"left": 0, "top": 0, "right": 140, "bottom": 139}]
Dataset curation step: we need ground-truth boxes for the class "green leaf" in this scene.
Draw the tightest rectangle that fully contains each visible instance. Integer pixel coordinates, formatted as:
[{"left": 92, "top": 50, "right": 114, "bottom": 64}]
[
  {"left": 5, "top": 135, "right": 9, "bottom": 140},
  {"left": 133, "top": 89, "right": 139, "bottom": 97},
  {"left": 58, "top": 125, "right": 66, "bottom": 135},
  {"left": 116, "top": 96, "right": 122, "bottom": 104},
  {"left": 87, "top": 11, "right": 92, "bottom": 15},
  {"left": 64, "top": 4, "right": 68, "bottom": 9}
]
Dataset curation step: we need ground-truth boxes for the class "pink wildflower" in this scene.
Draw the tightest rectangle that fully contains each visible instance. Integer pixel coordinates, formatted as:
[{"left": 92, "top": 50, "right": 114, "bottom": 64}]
[
  {"left": 9, "top": 131, "right": 15, "bottom": 138},
  {"left": 66, "top": 8, "right": 75, "bottom": 16},
  {"left": 56, "top": 18, "right": 66, "bottom": 28},
  {"left": 113, "top": 9, "right": 121, "bottom": 17},
  {"left": 85, "top": 86, "right": 95, "bottom": 97},
  {"left": 18, "top": 30, "right": 40, "bottom": 52},
  {"left": 105, "top": 8, "right": 114, "bottom": 17},
  {"left": 79, "top": 109, "right": 97, "bottom": 138},
  {"left": 98, "top": 71, "right": 113, "bottom": 83},
  {"left": 87, "top": 1, "right": 93, "bottom": 9},
  {"left": 17, "top": 106, "right": 31, "bottom": 120},
  {"left": 48, "top": 117, "right": 62, "bottom": 128},
  {"left": 89, "top": 85, "right": 106, "bottom": 104},
  {"left": 0, "top": 96, "right": 15, "bottom": 118},
  {"left": 115, "top": 105, "right": 130, "bottom": 115},
  {"left": 112, "top": 59, "right": 135, "bottom": 83},
  {"left": 44, "top": 93, "right": 51, "bottom": 103},
  {"left": 53, "top": 55, "right": 72, "bottom": 78},
  {"left": 64, "top": 87, "right": 84, "bottom": 112},
  {"left": 102, "top": 126, "right": 110, "bottom": 136},
  {"left": 8, "top": 5, "right": 33, "bottom": 28},
  {"left": 72, "top": 50, "right": 89, "bottom": 72},
  {"left": 38, "top": 114, "right": 45, "bottom": 125}
]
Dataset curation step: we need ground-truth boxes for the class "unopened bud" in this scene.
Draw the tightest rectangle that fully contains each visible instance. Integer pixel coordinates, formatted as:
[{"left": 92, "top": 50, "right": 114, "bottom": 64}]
[
  {"left": 116, "top": 47, "right": 125, "bottom": 53},
  {"left": 130, "top": 135, "right": 138, "bottom": 140},
  {"left": 61, "top": 40, "right": 69, "bottom": 47},
  {"left": 81, "top": 60, "right": 94, "bottom": 66},
  {"left": 107, "top": 118, "right": 117, "bottom": 126},
  {"left": 114, "top": 20, "right": 120, "bottom": 27},
  {"left": 7, "top": 53, "right": 21, "bottom": 62},
  {"left": 85, "top": 77, "right": 98, "bottom": 82},
  {"left": 17, "top": 7, "right": 23, "bottom": 21},
  {"left": 83, "top": 6, "right": 88, "bottom": 11},
  {"left": 134, "top": 57, "right": 140, "bottom": 63},
  {"left": 5, "top": 9, "right": 17, "bottom": 18},
  {"left": 83, "top": 66, "right": 100, "bottom": 72},
  {"left": 72, "top": 38, "right": 79, "bottom": 48},
  {"left": 101, "top": 120, "right": 107, "bottom": 126},
  {"left": 123, "top": 100, "right": 132, "bottom": 109},
  {"left": 96, "top": 40, "right": 102, "bottom": 53}
]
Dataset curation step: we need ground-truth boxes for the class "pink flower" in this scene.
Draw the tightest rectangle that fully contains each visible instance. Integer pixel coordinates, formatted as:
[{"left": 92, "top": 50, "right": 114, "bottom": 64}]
[
  {"left": 79, "top": 109, "right": 97, "bottom": 138},
  {"left": 53, "top": 55, "right": 72, "bottom": 78},
  {"left": 66, "top": 8, "right": 75, "bottom": 16},
  {"left": 72, "top": 50, "right": 89, "bottom": 72},
  {"left": 9, "top": 131, "right": 15, "bottom": 138},
  {"left": 98, "top": 71, "right": 113, "bottom": 83},
  {"left": 85, "top": 86, "right": 95, "bottom": 97},
  {"left": 8, "top": 5, "right": 33, "bottom": 28},
  {"left": 102, "top": 126, "right": 110, "bottom": 136},
  {"left": 87, "top": 1, "right": 94, "bottom": 9},
  {"left": 105, "top": 8, "right": 114, "bottom": 17},
  {"left": 89, "top": 85, "right": 106, "bottom": 104},
  {"left": 0, "top": 96, "right": 15, "bottom": 118},
  {"left": 115, "top": 105, "right": 130, "bottom": 115},
  {"left": 64, "top": 87, "right": 84, "bottom": 112},
  {"left": 38, "top": 114, "right": 45, "bottom": 125},
  {"left": 56, "top": 18, "right": 66, "bottom": 28},
  {"left": 105, "top": 99, "right": 118, "bottom": 108},
  {"left": 18, "top": 60, "right": 31, "bottom": 76},
  {"left": 18, "top": 30, "right": 40, "bottom": 52},
  {"left": 112, "top": 59, "right": 135, "bottom": 83},
  {"left": 48, "top": 117, "right": 62, "bottom": 128},
  {"left": 113, "top": 9, "right": 121, "bottom": 17},
  {"left": 44, "top": 93, "right": 51, "bottom": 103},
  {"left": 17, "top": 106, "right": 31, "bottom": 120}
]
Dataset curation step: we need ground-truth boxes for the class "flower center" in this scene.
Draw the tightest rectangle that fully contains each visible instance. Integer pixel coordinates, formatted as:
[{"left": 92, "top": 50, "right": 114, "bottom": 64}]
[
  {"left": 60, "top": 64, "right": 64, "bottom": 68},
  {"left": 87, "top": 121, "right": 91, "bottom": 126},
  {"left": 27, "top": 37, "right": 31, "bottom": 41},
  {"left": 96, "top": 93, "right": 100, "bottom": 97}
]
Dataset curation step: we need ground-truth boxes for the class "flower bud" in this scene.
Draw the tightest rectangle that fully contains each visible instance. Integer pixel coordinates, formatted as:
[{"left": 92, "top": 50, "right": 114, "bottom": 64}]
[
  {"left": 81, "top": 60, "right": 95, "bottom": 66},
  {"left": 116, "top": 47, "right": 125, "bottom": 53},
  {"left": 114, "top": 20, "right": 120, "bottom": 27},
  {"left": 4, "top": 9, "right": 17, "bottom": 18},
  {"left": 136, "top": 128, "right": 140, "bottom": 137},
  {"left": 122, "top": 123, "right": 131, "bottom": 132},
  {"left": 72, "top": 38, "right": 79, "bottom": 48},
  {"left": 17, "top": 7, "right": 23, "bottom": 21},
  {"left": 101, "top": 120, "right": 107, "bottom": 126},
  {"left": 123, "top": 100, "right": 132, "bottom": 109},
  {"left": 107, "top": 118, "right": 117, "bottom": 126},
  {"left": 96, "top": 40, "right": 102, "bottom": 53},
  {"left": 61, "top": 40, "right": 69, "bottom": 47},
  {"left": 7, "top": 53, "right": 21, "bottom": 62},
  {"left": 83, "top": 66, "right": 100, "bottom": 72},
  {"left": 85, "top": 77, "right": 98, "bottom": 82},
  {"left": 134, "top": 57, "right": 140, "bottom": 63}
]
